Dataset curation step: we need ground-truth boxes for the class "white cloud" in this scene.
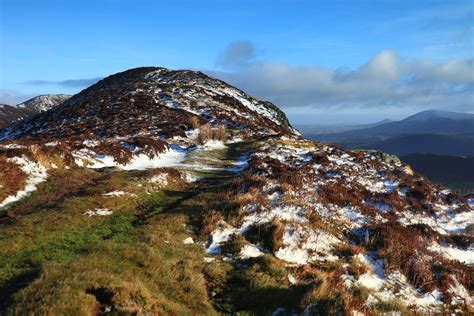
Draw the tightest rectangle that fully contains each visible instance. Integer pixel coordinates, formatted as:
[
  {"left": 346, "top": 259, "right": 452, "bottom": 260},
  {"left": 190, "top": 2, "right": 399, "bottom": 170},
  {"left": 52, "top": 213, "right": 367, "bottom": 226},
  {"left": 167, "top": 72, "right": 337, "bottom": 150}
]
[{"left": 208, "top": 45, "right": 474, "bottom": 112}]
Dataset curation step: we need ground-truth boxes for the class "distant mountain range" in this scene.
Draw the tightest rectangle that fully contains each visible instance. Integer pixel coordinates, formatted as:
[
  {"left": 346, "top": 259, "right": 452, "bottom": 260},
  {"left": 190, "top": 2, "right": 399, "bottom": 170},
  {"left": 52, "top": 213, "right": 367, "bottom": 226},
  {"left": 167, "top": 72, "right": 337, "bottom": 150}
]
[
  {"left": 0, "top": 94, "right": 70, "bottom": 129},
  {"left": 295, "top": 119, "right": 393, "bottom": 135},
  {"left": 16, "top": 94, "right": 70, "bottom": 113},
  {"left": 369, "top": 133, "right": 474, "bottom": 156},
  {"left": 304, "top": 110, "right": 474, "bottom": 144},
  {"left": 300, "top": 110, "right": 474, "bottom": 156}
]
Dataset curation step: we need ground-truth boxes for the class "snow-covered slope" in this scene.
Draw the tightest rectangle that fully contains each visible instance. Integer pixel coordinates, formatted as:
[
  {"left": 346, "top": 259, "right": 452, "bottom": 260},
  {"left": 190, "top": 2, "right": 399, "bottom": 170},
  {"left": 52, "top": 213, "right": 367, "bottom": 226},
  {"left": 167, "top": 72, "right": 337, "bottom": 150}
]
[{"left": 17, "top": 94, "right": 70, "bottom": 113}]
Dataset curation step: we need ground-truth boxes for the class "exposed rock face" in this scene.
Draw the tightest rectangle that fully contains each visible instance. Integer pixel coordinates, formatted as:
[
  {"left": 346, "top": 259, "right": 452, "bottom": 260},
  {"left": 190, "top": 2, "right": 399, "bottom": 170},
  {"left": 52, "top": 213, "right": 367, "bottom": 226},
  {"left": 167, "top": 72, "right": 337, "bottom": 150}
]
[{"left": 0, "top": 67, "right": 471, "bottom": 314}]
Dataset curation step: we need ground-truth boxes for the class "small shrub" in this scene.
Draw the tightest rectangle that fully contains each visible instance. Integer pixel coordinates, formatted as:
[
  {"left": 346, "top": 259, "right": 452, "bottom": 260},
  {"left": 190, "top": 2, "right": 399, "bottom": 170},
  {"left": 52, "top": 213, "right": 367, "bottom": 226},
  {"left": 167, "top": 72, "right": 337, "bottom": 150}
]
[
  {"left": 202, "top": 261, "right": 232, "bottom": 294},
  {"left": 213, "top": 124, "right": 226, "bottom": 141},
  {"left": 220, "top": 233, "right": 246, "bottom": 256},
  {"left": 197, "top": 123, "right": 212, "bottom": 144},
  {"left": 244, "top": 221, "right": 285, "bottom": 252},
  {"left": 199, "top": 211, "right": 223, "bottom": 238},
  {"left": 0, "top": 157, "right": 26, "bottom": 203},
  {"left": 190, "top": 116, "right": 200, "bottom": 129},
  {"left": 299, "top": 273, "right": 344, "bottom": 314}
]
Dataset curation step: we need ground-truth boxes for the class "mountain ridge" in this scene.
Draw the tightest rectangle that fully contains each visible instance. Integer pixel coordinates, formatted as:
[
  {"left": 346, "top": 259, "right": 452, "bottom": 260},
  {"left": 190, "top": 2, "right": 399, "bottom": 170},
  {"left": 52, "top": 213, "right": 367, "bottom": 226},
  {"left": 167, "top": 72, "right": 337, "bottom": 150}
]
[
  {"left": 403, "top": 109, "right": 474, "bottom": 122},
  {"left": 310, "top": 110, "right": 474, "bottom": 143},
  {"left": 295, "top": 118, "right": 393, "bottom": 135}
]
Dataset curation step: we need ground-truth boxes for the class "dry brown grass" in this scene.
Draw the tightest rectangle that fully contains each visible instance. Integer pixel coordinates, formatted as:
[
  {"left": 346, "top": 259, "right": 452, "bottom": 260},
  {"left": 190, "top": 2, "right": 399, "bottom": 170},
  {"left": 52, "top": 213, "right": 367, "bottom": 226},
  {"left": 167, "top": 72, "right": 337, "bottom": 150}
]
[
  {"left": 190, "top": 116, "right": 200, "bottom": 129},
  {"left": 197, "top": 123, "right": 227, "bottom": 144},
  {"left": 198, "top": 123, "right": 213, "bottom": 144},
  {"left": 127, "top": 137, "right": 169, "bottom": 158},
  {"left": 0, "top": 157, "right": 26, "bottom": 203},
  {"left": 244, "top": 220, "right": 285, "bottom": 252},
  {"left": 199, "top": 210, "right": 224, "bottom": 239},
  {"left": 3, "top": 168, "right": 103, "bottom": 220},
  {"left": 366, "top": 221, "right": 472, "bottom": 294},
  {"left": 213, "top": 124, "right": 226, "bottom": 141}
]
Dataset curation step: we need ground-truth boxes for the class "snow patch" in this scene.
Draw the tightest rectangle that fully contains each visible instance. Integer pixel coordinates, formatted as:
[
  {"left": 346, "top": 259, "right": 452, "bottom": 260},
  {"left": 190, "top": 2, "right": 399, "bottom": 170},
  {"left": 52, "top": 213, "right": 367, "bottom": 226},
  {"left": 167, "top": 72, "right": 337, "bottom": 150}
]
[
  {"left": 84, "top": 208, "right": 113, "bottom": 216},
  {"left": 149, "top": 173, "right": 169, "bottom": 186},
  {"left": 275, "top": 224, "right": 339, "bottom": 264},
  {"left": 206, "top": 221, "right": 237, "bottom": 254},
  {"left": 102, "top": 191, "right": 137, "bottom": 197},
  {"left": 428, "top": 242, "right": 474, "bottom": 264},
  {"left": 74, "top": 146, "right": 188, "bottom": 171},
  {"left": 183, "top": 237, "right": 194, "bottom": 244},
  {"left": 200, "top": 140, "right": 226, "bottom": 150},
  {"left": 239, "top": 244, "right": 264, "bottom": 259}
]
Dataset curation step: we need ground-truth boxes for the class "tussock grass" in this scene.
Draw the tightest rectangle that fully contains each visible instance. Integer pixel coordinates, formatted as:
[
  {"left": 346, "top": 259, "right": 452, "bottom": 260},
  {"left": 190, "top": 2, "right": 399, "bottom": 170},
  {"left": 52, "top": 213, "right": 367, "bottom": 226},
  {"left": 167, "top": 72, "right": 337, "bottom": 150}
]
[
  {"left": 244, "top": 220, "right": 285, "bottom": 252},
  {"left": 2, "top": 138, "right": 464, "bottom": 314},
  {"left": 197, "top": 123, "right": 227, "bottom": 144}
]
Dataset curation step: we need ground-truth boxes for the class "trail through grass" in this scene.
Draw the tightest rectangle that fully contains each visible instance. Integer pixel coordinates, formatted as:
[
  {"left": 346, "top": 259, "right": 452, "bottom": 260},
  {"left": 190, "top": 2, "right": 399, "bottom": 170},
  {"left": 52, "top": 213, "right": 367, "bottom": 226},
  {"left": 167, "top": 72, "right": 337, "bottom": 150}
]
[{"left": 0, "top": 141, "right": 257, "bottom": 314}]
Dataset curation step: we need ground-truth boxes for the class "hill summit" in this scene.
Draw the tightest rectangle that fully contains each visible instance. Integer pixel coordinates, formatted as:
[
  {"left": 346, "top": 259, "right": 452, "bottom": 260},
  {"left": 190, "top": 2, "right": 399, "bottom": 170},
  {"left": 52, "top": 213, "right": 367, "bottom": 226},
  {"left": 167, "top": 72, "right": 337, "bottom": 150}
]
[
  {"left": 1, "top": 67, "right": 297, "bottom": 140},
  {"left": 0, "top": 67, "right": 472, "bottom": 315}
]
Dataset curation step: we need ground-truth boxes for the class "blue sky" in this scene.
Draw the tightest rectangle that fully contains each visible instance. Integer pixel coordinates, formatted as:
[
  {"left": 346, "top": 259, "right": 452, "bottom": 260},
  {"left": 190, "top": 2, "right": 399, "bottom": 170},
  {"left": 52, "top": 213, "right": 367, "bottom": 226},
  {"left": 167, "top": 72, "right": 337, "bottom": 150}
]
[{"left": 0, "top": 0, "right": 472, "bottom": 124}]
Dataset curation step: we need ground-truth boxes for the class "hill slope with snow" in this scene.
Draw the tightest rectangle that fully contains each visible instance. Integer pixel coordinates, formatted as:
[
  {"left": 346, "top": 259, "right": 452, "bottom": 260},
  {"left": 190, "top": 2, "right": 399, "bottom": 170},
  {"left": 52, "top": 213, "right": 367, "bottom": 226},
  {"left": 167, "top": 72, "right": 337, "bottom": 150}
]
[
  {"left": 0, "top": 67, "right": 472, "bottom": 315},
  {"left": 1, "top": 67, "right": 297, "bottom": 140},
  {"left": 0, "top": 94, "right": 70, "bottom": 130},
  {"left": 0, "top": 104, "right": 36, "bottom": 130}
]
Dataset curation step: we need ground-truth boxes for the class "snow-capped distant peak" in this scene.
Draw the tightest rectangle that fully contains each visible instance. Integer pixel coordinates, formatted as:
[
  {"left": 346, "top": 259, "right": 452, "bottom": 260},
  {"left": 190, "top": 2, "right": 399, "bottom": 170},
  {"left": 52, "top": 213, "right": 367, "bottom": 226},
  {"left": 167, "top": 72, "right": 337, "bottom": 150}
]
[{"left": 17, "top": 94, "right": 71, "bottom": 112}]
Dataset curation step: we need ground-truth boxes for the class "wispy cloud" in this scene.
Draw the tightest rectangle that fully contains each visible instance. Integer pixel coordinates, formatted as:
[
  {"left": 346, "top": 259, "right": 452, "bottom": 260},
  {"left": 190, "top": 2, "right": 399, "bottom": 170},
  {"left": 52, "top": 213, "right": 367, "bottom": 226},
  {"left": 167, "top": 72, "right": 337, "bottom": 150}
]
[
  {"left": 376, "top": 2, "right": 472, "bottom": 33},
  {"left": 208, "top": 41, "right": 474, "bottom": 112},
  {"left": 376, "top": 3, "right": 473, "bottom": 59},
  {"left": 0, "top": 89, "right": 37, "bottom": 105},
  {"left": 216, "top": 40, "right": 259, "bottom": 68},
  {"left": 25, "top": 77, "right": 102, "bottom": 88}
]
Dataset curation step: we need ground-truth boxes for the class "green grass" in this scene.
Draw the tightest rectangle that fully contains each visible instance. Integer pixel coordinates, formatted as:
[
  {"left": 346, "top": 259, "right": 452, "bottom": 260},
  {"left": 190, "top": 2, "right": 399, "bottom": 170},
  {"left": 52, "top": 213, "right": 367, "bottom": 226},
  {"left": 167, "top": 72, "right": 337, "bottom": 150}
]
[
  {"left": 207, "top": 255, "right": 310, "bottom": 315},
  {"left": 0, "top": 140, "right": 259, "bottom": 314},
  {"left": 0, "top": 166, "right": 218, "bottom": 314}
]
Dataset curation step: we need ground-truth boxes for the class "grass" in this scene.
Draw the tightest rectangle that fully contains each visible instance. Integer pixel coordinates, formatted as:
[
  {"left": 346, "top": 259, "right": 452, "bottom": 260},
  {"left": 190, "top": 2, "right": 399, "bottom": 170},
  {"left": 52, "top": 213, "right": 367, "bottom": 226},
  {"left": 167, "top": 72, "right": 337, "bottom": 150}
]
[
  {"left": 0, "top": 158, "right": 26, "bottom": 206},
  {"left": 0, "top": 165, "right": 218, "bottom": 314},
  {"left": 0, "top": 140, "right": 258, "bottom": 314},
  {"left": 208, "top": 255, "right": 311, "bottom": 315},
  {"left": 179, "top": 140, "right": 254, "bottom": 179}
]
